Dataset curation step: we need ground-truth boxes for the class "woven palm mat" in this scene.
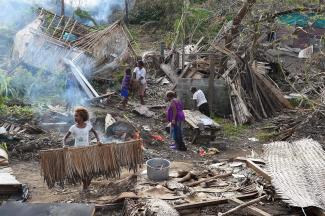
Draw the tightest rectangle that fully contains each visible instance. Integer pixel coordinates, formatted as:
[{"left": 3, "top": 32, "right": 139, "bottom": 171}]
[
  {"left": 264, "top": 139, "right": 325, "bottom": 209},
  {"left": 40, "top": 140, "right": 143, "bottom": 188}
]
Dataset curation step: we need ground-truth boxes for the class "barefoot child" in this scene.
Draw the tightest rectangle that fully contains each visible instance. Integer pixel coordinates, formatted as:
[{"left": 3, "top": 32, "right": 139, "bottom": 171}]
[
  {"left": 63, "top": 107, "right": 101, "bottom": 192},
  {"left": 120, "top": 68, "right": 132, "bottom": 109}
]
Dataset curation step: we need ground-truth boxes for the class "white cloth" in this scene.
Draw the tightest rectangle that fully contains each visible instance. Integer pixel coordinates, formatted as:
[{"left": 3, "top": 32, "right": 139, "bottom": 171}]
[
  {"left": 193, "top": 89, "right": 207, "bottom": 107},
  {"left": 134, "top": 67, "right": 146, "bottom": 84},
  {"left": 69, "top": 122, "right": 93, "bottom": 147}
]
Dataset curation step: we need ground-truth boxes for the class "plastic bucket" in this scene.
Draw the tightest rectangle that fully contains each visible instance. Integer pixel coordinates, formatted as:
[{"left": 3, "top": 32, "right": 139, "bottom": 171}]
[{"left": 146, "top": 158, "right": 170, "bottom": 181}]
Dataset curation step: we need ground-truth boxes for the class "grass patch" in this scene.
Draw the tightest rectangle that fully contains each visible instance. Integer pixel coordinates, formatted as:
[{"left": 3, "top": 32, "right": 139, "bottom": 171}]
[
  {"left": 256, "top": 131, "right": 279, "bottom": 142},
  {"left": 213, "top": 116, "right": 248, "bottom": 138}
]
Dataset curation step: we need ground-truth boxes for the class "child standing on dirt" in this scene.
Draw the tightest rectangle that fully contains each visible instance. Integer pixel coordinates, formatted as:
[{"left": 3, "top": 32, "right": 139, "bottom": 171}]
[
  {"left": 133, "top": 60, "right": 147, "bottom": 105},
  {"left": 63, "top": 107, "right": 101, "bottom": 193},
  {"left": 120, "top": 68, "right": 132, "bottom": 109}
]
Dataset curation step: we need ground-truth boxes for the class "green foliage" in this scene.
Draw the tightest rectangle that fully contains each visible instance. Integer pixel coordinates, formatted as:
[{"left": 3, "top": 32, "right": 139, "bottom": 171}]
[
  {"left": 0, "top": 143, "right": 7, "bottom": 152},
  {"left": 74, "top": 8, "right": 98, "bottom": 27},
  {"left": 256, "top": 131, "right": 279, "bottom": 142},
  {"left": 190, "top": 0, "right": 208, "bottom": 4},
  {"left": 1, "top": 67, "right": 67, "bottom": 104},
  {"left": 0, "top": 70, "right": 10, "bottom": 97},
  {"left": 0, "top": 104, "right": 34, "bottom": 120},
  {"left": 214, "top": 116, "right": 248, "bottom": 138},
  {"left": 129, "top": 0, "right": 183, "bottom": 30},
  {"left": 288, "top": 96, "right": 313, "bottom": 108}
]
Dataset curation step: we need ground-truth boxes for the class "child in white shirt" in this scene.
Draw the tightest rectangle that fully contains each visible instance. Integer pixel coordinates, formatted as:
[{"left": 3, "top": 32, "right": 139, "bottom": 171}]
[{"left": 63, "top": 107, "right": 101, "bottom": 192}]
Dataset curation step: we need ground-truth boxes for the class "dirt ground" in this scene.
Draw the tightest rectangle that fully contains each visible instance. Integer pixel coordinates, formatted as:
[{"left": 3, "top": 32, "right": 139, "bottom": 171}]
[{"left": 4, "top": 57, "right": 312, "bottom": 216}]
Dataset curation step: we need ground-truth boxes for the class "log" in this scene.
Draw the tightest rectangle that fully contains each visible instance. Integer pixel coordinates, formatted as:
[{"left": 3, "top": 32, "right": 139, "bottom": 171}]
[
  {"left": 229, "top": 197, "right": 271, "bottom": 216},
  {"left": 186, "top": 172, "right": 232, "bottom": 187}
]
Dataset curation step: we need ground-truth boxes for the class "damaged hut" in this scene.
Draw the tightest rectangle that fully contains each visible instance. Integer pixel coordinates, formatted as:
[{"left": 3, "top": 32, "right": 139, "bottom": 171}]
[{"left": 10, "top": 8, "right": 136, "bottom": 84}]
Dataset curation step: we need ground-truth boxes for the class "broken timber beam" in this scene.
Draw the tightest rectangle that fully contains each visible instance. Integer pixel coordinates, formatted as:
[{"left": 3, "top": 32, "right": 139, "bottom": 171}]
[
  {"left": 186, "top": 172, "right": 232, "bottom": 187},
  {"left": 174, "top": 192, "right": 258, "bottom": 210},
  {"left": 218, "top": 195, "right": 268, "bottom": 216},
  {"left": 246, "top": 159, "right": 271, "bottom": 182},
  {"left": 160, "top": 63, "right": 178, "bottom": 84},
  {"left": 235, "top": 158, "right": 271, "bottom": 182},
  {"left": 229, "top": 197, "right": 271, "bottom": 216}
]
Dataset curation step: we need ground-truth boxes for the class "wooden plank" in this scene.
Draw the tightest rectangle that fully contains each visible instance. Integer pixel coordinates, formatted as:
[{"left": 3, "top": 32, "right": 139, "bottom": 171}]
[
  {"left": 187, "top": 171, "right": 233, "bottom": 187},
  {"left": 71, "top": 59, "right": 99, "bottom": 98},
  {"left": 65, "top": 59, "right": 97, "bottom": 99},
  {"left": 234, "top": 157, "right": 266, "bottom": 165},
  {"left": 219, "top": 195, "right": 268, "bottom": 216},
  {"left": 185, "top": 117, "right": 199, "bottom": 129},
  {"left": 230, "top": 197, "right": 272, "bottom": 216},
  {"left": 13, "top": 126, "right": 21, "bottom": 133},
  {"left": 160, "top": 63, "right": 178, "bottom": 83},
  {"left": 174, "top": 192, "right": 258, "bottom": 210},
  {"left": 245, "top": 159, "right": 272, "bottom": 182},
  {"left": 0, "top": 202, "right": 95, "bottom": 216},
  {"left": 9, "top": 124, "right": 15, "bottom": 132}
]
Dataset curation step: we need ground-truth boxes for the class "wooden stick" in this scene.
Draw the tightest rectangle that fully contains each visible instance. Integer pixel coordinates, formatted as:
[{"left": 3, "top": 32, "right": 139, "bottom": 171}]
[
  {"left": 186, "top": 172, "right": 232, "bottom": 187},
  {"left": 218, "top": 195, "right": 267, "bottom": 216},
  {"left": 174, "top": 192, "right": 258, "bottom": 210},
  {"left": 229, "top": 197, "right": 271, "bottom": 216}
]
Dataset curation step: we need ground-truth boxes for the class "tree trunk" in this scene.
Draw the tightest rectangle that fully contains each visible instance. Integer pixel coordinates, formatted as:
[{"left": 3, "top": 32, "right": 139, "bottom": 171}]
[
  {"left": 208, "top": 55, "right": 216, "bottom": 115},
  {"left": 124, "top": 0, "right": 129, "bottom": 24},
  {"left": 220, "top": 0, "right": 256, "bottom": 74},
  {"left": 61, "top": 0, "right": 65, "bottom": 16}
]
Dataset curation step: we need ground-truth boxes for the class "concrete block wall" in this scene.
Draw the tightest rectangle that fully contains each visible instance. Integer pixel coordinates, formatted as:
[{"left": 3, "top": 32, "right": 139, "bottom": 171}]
[{"left": 176, "top": 78, "right": 231, "bottom": 116}]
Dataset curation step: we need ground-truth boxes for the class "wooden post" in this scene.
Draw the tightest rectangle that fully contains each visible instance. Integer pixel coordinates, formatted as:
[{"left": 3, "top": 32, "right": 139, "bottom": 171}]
[
  {"left": 124, "top": 0, "right": 129, "bottom": 24},
  {"left": 182, "top": 31, "right": 185, "bottom": 69},
  {"left": 182, "top": 7, "right": 186, "bottom": 69},
  {"left": 208, "top": 54, "right": 216, "bottom": 115},
  {"left": 160, "top": 42, "right": 165, "bottom": 58},
  {"left": 61, "top": 0, "right": 65, "bottom": 16}
]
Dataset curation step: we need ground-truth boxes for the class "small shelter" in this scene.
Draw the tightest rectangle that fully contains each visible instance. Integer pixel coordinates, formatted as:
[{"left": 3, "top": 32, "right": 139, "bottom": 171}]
[{"left": 11, "top": 8, "right": 136, "bottom": 78}]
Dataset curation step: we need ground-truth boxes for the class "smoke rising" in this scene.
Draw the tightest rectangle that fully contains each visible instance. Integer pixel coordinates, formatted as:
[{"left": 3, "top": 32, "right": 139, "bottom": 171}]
[{"left": 0, "top": 0, "right": 125, "bottom": 107}]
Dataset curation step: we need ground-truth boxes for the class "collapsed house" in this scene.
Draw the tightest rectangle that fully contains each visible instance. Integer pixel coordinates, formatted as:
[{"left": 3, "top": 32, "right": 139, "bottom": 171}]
[
  {"left": 160, "top": 7, "right": 325, "bottom": 124},
  {"left": 10, "top": 8, "right": 137, "bottom": 99}
]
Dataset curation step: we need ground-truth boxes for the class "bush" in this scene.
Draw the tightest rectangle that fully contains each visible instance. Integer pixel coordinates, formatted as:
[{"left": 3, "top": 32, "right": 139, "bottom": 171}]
[
  {"left": 0, "top": 104, "right": 34, "bottom": 120},
  {"left": 129, "top": 0, "right": 183, "bottom": 30}
]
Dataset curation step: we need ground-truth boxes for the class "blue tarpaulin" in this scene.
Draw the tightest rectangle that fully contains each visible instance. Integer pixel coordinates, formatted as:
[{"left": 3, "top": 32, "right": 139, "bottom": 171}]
[
  {"left": 278, "top": 12, "right": 325, "bottom": 29},
  {"left": 63, "top": 32, "right": 78, "bottom": 42}
]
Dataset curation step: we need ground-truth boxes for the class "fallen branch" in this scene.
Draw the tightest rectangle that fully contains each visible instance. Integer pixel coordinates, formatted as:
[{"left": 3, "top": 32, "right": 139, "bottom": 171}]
[
  {"left": 218, "top": 195, "right": 267, "bottom": 216},
  {"left": 186, "top": 171, "right": 232, "bottom": 187}
]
